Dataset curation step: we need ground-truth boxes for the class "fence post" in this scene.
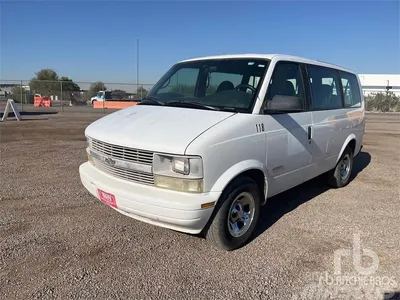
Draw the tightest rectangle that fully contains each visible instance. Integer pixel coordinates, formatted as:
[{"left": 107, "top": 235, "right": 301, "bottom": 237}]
[
  {"left": 102, "top": 83, "right": 105, "bottom": 114},
  {"left": 19, "top": 80, "right": 24, "bottom": 111},
  {"left": 60, "top": 80, "right": 64, "bottom": 112}
]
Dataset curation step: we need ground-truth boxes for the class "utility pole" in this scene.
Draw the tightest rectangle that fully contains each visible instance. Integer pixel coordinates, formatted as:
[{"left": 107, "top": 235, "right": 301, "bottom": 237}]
[{"left": 137, "top": 39, "right": 140, "bottom": 99}]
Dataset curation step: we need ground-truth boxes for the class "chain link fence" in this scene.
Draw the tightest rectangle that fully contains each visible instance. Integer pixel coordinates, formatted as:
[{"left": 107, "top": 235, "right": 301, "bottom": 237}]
[
  {"left": 1, "top": 79, "right": 399, "bottom": 114},
  {"left": 0, "top": 79, "right": 154, "bottom": 113}
]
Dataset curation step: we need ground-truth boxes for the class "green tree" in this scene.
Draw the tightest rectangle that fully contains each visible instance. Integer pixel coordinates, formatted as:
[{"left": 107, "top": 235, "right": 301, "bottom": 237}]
[
  {"left": 111, "top": 89, "right": 127, "bottom": 99},
  {"left": 88, "top": 81, "right": 107, "bottom": 98},
  {"left": 170, "top": 84, "right": 195, "bottom": 96},
  {"left": 136, "top": 86, "right": 148, "bottom": 98},
  {"left": 11, "top": 85, "right": 27, "bottom": 103},
  {"left": 29, "top": 69, "right": 59, "bottom": 96},
  {"left": 59, "top": 76, "right": 80, "bottom": 92},
  {"left": 365, "top": 92, "right": 400, "bottom": 112}
]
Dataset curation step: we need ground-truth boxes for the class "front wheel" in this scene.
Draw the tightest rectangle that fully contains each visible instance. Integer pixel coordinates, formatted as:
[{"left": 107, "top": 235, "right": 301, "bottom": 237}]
[
  {"left": 327, "top": 146, "right": 354, "bottom": 188},
  {"left": 205, "top": 176, "right": 261, "bottom": 251}
]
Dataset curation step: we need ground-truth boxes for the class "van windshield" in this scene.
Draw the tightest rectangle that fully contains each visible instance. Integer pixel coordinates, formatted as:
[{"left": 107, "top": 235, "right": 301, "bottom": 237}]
[{"left": 146, "top": 58, "right": 269, "bottom": 113}]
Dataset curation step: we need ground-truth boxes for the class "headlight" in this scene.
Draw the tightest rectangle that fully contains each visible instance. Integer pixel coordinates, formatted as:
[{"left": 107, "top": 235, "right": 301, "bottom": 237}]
[
  {"left": 153, "top": 154, "right": 203, "bottom": 179},
  {"left": 153, "top": 154, "right": 204, "bottom": 193},
  {"left": 172, "top": 157, "right": 189, "bottom": 175}
]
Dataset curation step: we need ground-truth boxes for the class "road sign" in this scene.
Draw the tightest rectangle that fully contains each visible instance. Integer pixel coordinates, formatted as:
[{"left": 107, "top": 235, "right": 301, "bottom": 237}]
[{"left": 1, "top": 99, "right": 22, "bottom": 121}]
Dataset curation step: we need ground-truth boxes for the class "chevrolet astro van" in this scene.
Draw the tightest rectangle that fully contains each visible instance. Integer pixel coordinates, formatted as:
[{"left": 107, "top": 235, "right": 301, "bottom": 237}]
[{"left": 79, "top": 54, "right": 365, "bottom": 250}]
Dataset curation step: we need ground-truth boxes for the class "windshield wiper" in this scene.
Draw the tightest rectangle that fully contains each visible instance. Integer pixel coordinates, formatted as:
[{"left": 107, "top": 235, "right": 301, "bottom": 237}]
[
  {"left": 165, "top": 101, "right": 219, "bottom": 111},
  {"left": 139, "top": 96, "right": 165, "bottom": 106}
]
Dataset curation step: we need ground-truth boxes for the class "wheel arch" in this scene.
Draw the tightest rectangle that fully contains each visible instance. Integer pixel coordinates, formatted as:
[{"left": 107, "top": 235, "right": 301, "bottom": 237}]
[
  {"left": 337, "top": 134, "right": 357, "bottom": 164},
  {"left": 210, "top": 160, "right": 268, "bottom": 205}
]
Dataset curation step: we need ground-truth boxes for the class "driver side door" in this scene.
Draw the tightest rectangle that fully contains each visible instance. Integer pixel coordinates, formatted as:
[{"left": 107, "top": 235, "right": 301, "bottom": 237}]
[{"left": 263, "top": 61, "right": 314, "bottom": 197}]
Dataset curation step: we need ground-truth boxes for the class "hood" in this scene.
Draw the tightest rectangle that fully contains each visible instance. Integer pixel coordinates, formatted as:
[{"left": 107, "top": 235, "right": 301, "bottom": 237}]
[{"left": 85, "top": 105, "right": 235, "bottom": 154}]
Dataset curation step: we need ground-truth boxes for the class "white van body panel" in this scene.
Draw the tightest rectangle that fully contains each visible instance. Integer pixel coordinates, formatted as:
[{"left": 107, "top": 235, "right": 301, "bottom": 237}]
[
  {"left": 263, "top": 112, "right": 315, "bottom": 197},
  {"left": 185, "top": 113, "right": 267, "bottom": 193},
  {"left": 80, "top": 53, "right": 365, "bottom": 234},
  {"left": 85, "top": 105, "right": 234, "bottom": 154}
]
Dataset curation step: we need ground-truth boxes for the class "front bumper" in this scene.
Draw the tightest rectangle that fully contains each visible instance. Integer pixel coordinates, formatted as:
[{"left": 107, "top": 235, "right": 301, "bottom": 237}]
[{"left": 79, "top": 162, "right": 220, "bottom": 234}]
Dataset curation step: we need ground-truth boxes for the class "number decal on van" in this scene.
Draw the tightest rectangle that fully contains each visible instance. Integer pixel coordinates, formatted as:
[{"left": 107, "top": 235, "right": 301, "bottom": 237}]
[{"left": 255, "top": 123, "right": 265, "bottom": 132}]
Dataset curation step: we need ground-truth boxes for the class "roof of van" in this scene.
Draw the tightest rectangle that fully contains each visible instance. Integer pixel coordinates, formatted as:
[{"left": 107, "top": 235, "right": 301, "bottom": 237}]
[{"left": 179, "top": 54, "right": 355, "bottom": 74}]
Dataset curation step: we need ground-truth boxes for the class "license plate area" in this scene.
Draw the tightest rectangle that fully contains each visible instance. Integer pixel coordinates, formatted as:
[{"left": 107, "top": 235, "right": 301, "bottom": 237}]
[{"left": 97, "top": 189, "right": 117, "bottom": 208}]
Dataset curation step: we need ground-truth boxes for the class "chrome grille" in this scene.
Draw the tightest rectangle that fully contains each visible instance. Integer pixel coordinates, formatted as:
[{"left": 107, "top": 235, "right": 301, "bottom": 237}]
[
  {"left": 91, "top": 139, "right": 154, "bottom": 165},
  {"left": 90, "top": 138, "right": 154, "bottom": 185},
  {"left": 92, "top": 157, "right": 154, "bottom": 185}
]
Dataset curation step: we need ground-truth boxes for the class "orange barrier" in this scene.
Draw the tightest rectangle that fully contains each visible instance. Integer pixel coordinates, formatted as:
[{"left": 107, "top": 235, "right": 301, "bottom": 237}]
[
  {"left": 93, "top": 101, "right": 139, "bottom": 109},
  {"left": 34, "top": 96, "right": 52, "bottom": 107}
]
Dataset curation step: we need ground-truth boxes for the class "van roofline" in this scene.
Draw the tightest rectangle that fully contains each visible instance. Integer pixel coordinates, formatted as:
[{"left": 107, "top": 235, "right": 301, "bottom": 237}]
[{"left": 178, "top": 54, "right": 356, "bottom": 74}]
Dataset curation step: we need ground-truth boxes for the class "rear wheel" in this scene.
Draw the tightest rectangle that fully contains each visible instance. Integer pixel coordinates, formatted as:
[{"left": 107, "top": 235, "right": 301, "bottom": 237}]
[
  {"left": 328, "top": 146, "right": 354, "bottom": 188},
  {"left": 205, "top": 176, "right": 261, "bottom": 251}
]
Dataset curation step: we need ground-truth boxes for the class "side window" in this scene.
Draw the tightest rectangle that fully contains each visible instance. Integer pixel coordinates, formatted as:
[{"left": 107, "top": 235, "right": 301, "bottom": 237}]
[
  {"left": 265, "top": 62, "right": 305, "bottom": 109},
  {"left": 340, "top": 72, "right": 362, "bottom": 108},
  {"left": 307, "top": 65, "right": 343, "bottom": 110},
  {"left": 157, "top": 68, "right": 199, "bottom": 96},
  {"left": 205, "top": 72, "right": 243, "bottom": 95}
]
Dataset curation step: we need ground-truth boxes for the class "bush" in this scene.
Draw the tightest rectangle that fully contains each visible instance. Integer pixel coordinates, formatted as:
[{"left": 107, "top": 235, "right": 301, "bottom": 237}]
[{"left": 365, "top": 92, "right": 400, "bottom": 112}]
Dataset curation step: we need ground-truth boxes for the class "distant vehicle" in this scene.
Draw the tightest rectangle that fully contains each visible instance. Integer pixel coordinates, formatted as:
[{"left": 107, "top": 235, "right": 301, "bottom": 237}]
[
  {"left": 90, "top": 91, "right": 109, "bottom": 104},
  {"left": 80, "top": 54, "right": 365, "bottom": 250},
  {"left": 90, "top": 91, "right": 139, "bottom": 105}
]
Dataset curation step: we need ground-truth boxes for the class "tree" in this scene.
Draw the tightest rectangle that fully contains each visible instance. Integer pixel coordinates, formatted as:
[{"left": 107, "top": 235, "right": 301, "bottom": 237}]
[
  {"left": 59, "top": 76, "right": 80, "bottom": 92},
  {"left": 11, "top": 85, "right": 27, "bottom": 103},
  {"left": 111, "top": 89, "right": 127, "bottom": 99},
  {"left": 88, "top": 81, "right": 107, "bottom": 98},
  {"left": 365, "top": 92, "right": 400, "bottom": 112},
  {"left": 29, "top": 69, "right": 59, "bottom": 96},
  {"left": 136, "top": 86, "right": 148, "bottom": 98},
  {"left": 170, "top": 84, "right": 195, "bottom": 96}
]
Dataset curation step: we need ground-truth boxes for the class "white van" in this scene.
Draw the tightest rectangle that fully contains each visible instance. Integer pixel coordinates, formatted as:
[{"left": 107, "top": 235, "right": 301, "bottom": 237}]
[{"left": 79, "top": 54, "right": 365, "bottom": 250}]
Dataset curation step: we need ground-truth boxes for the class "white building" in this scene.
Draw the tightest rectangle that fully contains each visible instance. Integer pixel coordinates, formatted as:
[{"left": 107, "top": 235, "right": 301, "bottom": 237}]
[{"left": 358, "top": 74, "right": 400, "bottom": 96}]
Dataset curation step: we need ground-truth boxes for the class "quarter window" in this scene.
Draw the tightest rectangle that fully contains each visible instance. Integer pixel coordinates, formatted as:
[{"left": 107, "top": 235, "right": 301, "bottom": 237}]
[
  {"left": 307, "top": 65, "right": 343, "bottom": 110},
  {"left": 340, "top": 72, "right": 362, "bottom": 108},
  {"left": 265, "top": 62, "right": 306, "bottom": 110}
]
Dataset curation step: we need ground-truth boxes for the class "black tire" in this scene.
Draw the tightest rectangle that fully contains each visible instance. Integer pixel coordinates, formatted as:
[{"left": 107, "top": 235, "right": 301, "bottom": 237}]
[
  {"left": 205, "top": 176, "right": 261, "bottom": 251},
  {"left": 327, "top": 146, "right": 354, "bottom": 188}
]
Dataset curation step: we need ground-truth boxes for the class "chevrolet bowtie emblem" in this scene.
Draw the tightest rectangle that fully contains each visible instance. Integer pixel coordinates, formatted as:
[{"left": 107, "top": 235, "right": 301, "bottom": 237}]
[{"left": 104, "top": 157, "right": 116, "bottom": 166}]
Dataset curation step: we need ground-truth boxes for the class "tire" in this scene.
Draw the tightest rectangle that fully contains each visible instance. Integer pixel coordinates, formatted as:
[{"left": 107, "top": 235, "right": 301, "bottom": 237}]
[
  {"left": 327, "top": 146, "right": 354, "bottom": 188},
  {"left": 91, "top": 100, "right": 96, "bottom": 106},
  {"left": 205, "top": 176, "right": 261, "bottom": 251}
]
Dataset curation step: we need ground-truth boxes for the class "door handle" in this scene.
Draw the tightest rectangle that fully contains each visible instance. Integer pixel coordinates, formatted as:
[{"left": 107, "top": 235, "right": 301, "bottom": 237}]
[{"left": 308, "top": 126, "right": 312, "bottom": 140}]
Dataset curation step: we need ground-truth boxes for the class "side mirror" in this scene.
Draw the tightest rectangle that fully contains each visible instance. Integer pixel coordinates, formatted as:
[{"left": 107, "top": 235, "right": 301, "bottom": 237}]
[{"left": 264, "top": 95, "right": 303, "bottom": 113}]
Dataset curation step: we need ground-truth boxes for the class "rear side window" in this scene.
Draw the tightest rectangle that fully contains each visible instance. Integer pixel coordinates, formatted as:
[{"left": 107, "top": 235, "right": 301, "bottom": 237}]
[
  {"left": 307, "top": 65, "right": 343, "bottom": 110},
  {"left": 265, "top": 62, "right": 306, "bottom": 110},
  {"left": 340, "top": 72, "right": 362, "bottom": 108}
]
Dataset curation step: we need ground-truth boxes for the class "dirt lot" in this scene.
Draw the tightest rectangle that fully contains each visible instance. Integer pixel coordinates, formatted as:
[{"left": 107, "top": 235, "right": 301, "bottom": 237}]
[{"left": 0, "top": 110, "right": 399, "bottom": 299}]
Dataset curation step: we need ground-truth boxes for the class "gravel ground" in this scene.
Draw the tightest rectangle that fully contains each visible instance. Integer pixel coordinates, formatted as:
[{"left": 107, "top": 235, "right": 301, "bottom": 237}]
[{"left": 0, "top": 110, "right": 399, "bottom": 300}]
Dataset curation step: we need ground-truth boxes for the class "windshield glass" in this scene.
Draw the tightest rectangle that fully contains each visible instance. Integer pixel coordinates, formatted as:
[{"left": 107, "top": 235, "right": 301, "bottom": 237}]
[{"left": 147, "top": 58, "right": 269, "bottom": 113}]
